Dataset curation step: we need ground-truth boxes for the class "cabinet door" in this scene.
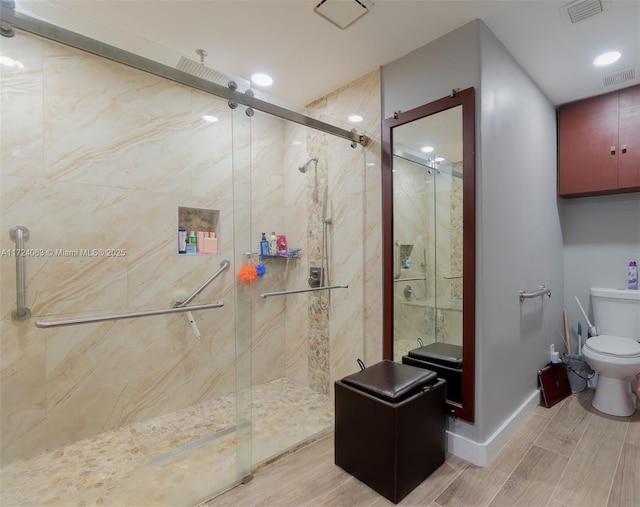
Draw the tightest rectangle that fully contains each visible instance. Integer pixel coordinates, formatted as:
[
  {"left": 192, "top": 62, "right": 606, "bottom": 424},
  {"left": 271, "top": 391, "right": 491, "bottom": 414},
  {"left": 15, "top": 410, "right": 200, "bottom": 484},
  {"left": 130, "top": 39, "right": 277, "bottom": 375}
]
[
  {"left": 558, "top": 92, "right": 619, "bottom": 196},
  {"left": 617, "top": 85, "right": 640, "bottom": 189}
]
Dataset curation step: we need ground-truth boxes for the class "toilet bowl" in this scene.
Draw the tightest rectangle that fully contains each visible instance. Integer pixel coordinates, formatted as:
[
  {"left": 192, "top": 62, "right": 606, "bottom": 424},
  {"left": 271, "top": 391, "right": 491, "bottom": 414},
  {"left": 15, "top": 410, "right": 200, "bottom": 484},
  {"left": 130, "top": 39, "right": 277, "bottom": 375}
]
[
  {"left": 582, "top": 335, "right": 640, "bottom": 416},
  {"left": 581, "top": 287, "right": 640, "bottom": 417}
]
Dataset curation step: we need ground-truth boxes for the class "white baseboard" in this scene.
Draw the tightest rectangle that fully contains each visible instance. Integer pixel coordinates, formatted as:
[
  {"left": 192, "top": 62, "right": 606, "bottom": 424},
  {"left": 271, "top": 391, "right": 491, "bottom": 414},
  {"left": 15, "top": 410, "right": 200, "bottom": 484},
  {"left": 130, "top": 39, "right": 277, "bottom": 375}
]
[{"left": 446, "top": 390, "right": 540, "bottom": 466}]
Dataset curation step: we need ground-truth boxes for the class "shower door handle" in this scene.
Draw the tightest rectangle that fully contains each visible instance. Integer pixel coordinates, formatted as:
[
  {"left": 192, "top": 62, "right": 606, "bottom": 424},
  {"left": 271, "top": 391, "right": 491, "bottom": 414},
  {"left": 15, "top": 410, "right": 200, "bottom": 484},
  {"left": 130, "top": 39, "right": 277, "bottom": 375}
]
[{"left": 394, "top": 241, "right": 401, "bottom": 280}]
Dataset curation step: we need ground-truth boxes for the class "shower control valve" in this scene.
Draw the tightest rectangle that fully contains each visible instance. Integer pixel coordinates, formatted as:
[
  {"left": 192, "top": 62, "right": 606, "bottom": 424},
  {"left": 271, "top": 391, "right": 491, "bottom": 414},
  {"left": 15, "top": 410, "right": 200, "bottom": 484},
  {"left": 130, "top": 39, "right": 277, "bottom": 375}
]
[{"left": 309, "top": 267, "right": 323, "bottom": 288}]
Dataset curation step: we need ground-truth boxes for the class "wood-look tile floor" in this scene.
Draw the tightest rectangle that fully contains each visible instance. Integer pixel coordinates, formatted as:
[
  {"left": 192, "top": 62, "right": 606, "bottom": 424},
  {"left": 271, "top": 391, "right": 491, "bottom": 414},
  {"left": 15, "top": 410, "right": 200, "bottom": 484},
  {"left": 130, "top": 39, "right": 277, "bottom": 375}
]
[{"left": 204, "top": 389, "right": 640, "bottom": 507}]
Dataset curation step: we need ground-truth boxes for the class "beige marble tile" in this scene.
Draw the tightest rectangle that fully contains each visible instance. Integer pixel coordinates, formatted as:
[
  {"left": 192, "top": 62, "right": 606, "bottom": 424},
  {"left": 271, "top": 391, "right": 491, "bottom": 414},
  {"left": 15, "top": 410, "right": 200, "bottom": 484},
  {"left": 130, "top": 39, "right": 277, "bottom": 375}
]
[
  {"left": 43, "top": 42, "right": 193, "bottom": 193},
  {"left": 0, "top": 321, "right": 47, "bottom": 465},
  {"left": 0, "top": 32, "right": 44, "bottom": 180}
]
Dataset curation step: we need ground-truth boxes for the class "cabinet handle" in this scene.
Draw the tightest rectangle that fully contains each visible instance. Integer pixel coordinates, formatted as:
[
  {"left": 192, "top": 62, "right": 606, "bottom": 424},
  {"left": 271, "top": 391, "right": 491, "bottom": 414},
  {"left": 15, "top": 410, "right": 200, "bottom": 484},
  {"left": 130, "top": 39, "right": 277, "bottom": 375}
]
[
  {"left": 610, "top": 146, "right": 616, "bottom": 155},
  {"left": 621, "top": 144, "right": 627, "bottom": 154}
]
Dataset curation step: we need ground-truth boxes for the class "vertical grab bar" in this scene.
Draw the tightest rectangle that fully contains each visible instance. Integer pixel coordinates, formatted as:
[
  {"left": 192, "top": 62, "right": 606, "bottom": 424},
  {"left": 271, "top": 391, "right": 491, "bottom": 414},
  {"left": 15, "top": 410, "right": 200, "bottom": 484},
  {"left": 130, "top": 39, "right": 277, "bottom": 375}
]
[
  {"left": 10, "top": 225, "right": 31, "bottom": 321},
  {"left": 394, "top": 240, "right": 401, "bottom": 279}
]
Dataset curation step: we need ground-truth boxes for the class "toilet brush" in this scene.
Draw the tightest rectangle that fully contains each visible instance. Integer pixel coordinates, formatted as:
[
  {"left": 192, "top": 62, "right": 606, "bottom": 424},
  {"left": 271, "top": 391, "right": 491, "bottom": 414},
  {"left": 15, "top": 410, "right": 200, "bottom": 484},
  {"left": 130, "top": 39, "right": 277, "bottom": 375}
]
[{"left": 574, "top": 296, "right": 598, "bottom": 337}]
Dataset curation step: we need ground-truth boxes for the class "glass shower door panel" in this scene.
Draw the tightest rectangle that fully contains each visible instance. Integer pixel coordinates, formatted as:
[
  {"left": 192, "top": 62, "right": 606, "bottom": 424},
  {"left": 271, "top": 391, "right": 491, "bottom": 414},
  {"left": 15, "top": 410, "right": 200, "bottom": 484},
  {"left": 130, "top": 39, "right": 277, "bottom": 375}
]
[
  {"left": 231, "top": 105, "right": 253, "bottom": 485},
  {"left": 0, "top": 32, "right": 247, "bottom": 503}
]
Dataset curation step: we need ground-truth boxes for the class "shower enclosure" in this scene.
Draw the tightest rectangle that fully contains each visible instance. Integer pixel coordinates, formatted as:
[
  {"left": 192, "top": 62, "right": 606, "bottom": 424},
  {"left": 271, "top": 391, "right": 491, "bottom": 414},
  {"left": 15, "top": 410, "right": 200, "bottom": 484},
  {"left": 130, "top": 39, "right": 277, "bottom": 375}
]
[{"left": 0, "top": 4, "right": 372, "bottom": 505}]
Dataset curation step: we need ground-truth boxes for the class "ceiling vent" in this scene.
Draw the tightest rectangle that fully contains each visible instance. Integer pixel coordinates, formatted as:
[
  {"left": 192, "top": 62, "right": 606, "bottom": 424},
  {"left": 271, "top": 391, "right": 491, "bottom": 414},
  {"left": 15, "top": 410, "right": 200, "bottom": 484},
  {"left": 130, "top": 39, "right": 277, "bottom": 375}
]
[
  {"left": 560, "top": 0, "right": 605, "bottom": 24},
  {"left": 600, "top": 66, "right": 639, "bottom": 88},
  {"left": 314, "top": 0, "right": 374, "bottom": 30}
]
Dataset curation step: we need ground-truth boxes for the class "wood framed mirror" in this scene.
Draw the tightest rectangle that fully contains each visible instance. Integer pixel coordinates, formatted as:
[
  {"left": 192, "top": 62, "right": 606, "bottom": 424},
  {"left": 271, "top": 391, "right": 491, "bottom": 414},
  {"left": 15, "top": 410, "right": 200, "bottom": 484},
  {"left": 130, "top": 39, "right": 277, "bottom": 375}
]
[{"left": 382, "top": 87, "right": 475, "bottom": 422}]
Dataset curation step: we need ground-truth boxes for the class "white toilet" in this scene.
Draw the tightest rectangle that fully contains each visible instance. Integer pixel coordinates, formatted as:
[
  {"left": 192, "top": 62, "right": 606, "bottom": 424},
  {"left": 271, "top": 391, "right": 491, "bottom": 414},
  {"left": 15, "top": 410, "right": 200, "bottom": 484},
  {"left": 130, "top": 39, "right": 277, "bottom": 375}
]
[{"left": 581, "top": 287, "right": 640, "bottom": 417}]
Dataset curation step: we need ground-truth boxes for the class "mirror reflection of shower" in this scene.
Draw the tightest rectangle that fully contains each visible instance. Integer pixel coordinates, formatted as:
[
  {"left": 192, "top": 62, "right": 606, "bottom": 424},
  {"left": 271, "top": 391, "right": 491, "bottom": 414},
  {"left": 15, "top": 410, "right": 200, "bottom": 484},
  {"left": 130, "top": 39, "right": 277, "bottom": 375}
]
[{"left": 299, "top": 155, "right": 332, "bottom": 309}]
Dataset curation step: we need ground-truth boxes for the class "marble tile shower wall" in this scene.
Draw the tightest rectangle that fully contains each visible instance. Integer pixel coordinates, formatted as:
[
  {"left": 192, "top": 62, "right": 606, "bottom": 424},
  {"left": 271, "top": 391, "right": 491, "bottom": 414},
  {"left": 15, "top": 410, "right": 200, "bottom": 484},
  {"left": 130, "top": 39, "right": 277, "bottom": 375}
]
[
  {"left": 307, "top": 70, "right": 382, "bottom": 386},
  {"left": 0, "top": 32, "right": 243, "bottom": 465}
]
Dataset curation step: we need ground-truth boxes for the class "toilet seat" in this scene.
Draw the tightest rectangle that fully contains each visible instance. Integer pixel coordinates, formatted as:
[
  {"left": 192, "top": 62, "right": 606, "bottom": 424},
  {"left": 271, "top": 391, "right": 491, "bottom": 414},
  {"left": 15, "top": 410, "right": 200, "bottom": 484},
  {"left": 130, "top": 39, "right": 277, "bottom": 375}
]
[{"left": 584, "top": 335, "right": 640, "bottom": 358}]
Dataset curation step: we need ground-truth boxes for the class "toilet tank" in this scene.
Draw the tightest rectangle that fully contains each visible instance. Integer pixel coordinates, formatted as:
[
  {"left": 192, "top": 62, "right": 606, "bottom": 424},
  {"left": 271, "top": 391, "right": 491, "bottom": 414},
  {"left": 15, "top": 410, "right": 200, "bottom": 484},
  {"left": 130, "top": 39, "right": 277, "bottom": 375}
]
[{"left": 590, "top": 287, "right": 640, "bottom": 340}]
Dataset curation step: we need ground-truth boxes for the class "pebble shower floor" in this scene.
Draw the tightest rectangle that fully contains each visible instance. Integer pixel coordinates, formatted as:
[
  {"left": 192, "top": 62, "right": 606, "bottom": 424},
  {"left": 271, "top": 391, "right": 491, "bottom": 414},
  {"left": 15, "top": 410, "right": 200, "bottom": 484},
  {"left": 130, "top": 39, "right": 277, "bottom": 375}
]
[{"left": 0, "top": 378, "right": 333, "bottom": 506}]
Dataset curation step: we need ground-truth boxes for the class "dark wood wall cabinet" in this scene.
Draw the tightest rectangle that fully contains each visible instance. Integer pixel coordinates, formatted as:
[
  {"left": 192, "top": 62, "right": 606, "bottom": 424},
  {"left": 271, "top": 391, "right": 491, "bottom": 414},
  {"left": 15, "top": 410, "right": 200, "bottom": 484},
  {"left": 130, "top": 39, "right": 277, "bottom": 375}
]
[{"left": 558, "top": 84, "right": 640, "bottom": 197}]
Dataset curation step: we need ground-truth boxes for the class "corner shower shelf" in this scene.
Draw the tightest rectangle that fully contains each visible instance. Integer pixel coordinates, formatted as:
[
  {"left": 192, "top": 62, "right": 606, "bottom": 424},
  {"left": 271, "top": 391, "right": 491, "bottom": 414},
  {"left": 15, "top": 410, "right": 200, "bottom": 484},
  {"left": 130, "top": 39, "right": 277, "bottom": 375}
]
[
  {"left": 262, "top": 248, "right": 301, "bottom": 260},
  {"left": 246, "top": 248, "right": 302, "bottom": 260}
]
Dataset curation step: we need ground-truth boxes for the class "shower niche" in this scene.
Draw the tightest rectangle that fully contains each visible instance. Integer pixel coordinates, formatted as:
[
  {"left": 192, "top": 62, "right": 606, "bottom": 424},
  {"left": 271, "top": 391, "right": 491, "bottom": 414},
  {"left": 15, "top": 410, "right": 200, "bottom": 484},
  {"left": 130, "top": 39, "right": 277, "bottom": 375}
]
[{"left": 177, "top": 206, "right": 220, "bottom": 255}]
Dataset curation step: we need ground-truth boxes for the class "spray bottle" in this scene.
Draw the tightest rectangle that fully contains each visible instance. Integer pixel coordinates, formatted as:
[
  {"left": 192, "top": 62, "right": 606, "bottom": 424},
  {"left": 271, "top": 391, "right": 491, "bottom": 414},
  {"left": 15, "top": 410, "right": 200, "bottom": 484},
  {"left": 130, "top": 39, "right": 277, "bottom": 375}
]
[{"left": 628, "top": 261, "right": 638, "bottom": 290}]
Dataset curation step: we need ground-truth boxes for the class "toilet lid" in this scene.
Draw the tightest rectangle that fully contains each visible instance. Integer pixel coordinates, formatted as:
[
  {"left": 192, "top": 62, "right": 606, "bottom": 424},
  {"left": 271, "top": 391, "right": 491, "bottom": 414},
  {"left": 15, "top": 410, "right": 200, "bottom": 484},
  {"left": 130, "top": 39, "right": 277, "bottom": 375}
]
[{"left": 584, "top": 335, "right": 640, "bottom": 357}]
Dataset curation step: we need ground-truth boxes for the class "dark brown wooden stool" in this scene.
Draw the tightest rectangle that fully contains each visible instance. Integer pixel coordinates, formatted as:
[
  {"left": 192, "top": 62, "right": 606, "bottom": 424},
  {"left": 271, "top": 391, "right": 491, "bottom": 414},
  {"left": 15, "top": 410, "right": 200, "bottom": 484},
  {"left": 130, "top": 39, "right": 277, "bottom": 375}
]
[{"left": 334, "top": 360, "right": 447, "bottom": 504}]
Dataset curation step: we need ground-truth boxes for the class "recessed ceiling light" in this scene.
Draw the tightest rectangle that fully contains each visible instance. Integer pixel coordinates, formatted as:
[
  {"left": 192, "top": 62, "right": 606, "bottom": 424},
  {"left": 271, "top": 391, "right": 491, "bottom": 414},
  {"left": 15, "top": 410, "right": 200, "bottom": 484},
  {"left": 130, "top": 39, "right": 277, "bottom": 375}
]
[
  {"left": 435, "top": 157, "right": 445, "bottom": 162},
  {"left": 202, "top": 115, "right": 219, "bottom": 123},
  {"left": 593, "top": 51, "right": 621, "bottom": 67},
  {"left": 251, "top": 73, "right": 273, "bottom": 87},
  {"left": 348, "top": 114, "right": 363, "bottom": 123},
  {"left": 421, "top": 146, "right": 434, "bottom": 153}
]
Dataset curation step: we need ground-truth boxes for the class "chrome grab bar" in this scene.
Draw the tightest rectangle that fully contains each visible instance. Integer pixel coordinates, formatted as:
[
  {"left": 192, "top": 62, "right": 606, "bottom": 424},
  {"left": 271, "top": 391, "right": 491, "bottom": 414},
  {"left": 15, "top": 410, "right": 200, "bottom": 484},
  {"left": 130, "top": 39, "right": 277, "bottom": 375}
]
[
  {"left": 260, "top": 285, "right": 348, "bottom": 299},
  {"left": 10, "top": 225, "right": 31, "bottom": 321},
  {"left": 35, "top": 302, "right": 224, "bottom": 328},
  {"left": 519, "top": 285, "right": 551, "bottom": 302},
  {"left": 393, "top": 276, "right": 427, "bottom": 282},
  {"left": 174, "top": 259, "right": 230, "bottom": 307}
]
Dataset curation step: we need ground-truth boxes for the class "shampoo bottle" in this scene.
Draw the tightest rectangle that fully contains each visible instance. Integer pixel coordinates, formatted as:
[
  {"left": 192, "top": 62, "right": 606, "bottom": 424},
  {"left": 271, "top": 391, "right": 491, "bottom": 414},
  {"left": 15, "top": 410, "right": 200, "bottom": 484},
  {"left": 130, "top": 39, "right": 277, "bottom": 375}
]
[
  {"left": 260, "top": 232, "right": 270, "bottom": 258},
  {"left": 269, "top": 232, "right": 277, "bottom": 256},
  {"left": 628, "top": 261, "right": 638, "bottom": 290},
  {"left": 186, "top": 231, "right": 197, "bottom": 254}
]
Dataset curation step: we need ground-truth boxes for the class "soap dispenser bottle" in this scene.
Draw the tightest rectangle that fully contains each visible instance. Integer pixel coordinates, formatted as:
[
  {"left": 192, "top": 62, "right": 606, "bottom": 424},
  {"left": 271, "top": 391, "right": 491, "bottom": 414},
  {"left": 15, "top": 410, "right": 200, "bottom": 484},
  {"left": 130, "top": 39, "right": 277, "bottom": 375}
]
[
  {"left": 260, "top": 233, "right": 270, "bottom": 258},
  {"left": 628, "top": 261, "right": 638, "bottom": 290}
]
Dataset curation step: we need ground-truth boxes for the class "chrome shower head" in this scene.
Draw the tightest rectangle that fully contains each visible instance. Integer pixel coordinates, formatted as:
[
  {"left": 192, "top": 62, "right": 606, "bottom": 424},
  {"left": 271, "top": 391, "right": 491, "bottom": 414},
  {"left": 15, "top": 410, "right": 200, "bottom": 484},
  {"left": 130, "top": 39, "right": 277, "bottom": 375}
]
[
  {"left": 298, "top": 156, "right": 318, "bottom": 174},
  {"left": 298, "top": 156, "right": 320, "bottom": 202}
]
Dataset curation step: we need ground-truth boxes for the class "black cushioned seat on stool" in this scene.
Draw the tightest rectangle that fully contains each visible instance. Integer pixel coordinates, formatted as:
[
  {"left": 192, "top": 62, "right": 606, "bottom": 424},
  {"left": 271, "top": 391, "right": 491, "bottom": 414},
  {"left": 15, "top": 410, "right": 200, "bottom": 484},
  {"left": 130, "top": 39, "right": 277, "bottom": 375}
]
[
  {"left": 403, "top": 342, "right": 463, "bottom": 403},
  {"left": 334, "top": 360, "right": 446, "bottom": 504}
]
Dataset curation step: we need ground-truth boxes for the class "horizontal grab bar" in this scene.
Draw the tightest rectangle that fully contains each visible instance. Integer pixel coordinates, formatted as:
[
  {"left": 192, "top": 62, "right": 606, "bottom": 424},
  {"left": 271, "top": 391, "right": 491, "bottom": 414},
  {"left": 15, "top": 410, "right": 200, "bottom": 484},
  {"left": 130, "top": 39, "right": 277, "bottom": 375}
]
[
  {"left": 35, "top": 302, "right": 224, "bottom": 328},
  {"left": 174, "top": 259, "right": 230, "bottom": 307},
  {"left": 393, "top": 276, "right": 427, "bottom": 283},
  {"left": 519, "top": 285, "right": 551, "bottom": 302},
  {"left": 260, "top": 285, "right": 348, "bottom": 299}
]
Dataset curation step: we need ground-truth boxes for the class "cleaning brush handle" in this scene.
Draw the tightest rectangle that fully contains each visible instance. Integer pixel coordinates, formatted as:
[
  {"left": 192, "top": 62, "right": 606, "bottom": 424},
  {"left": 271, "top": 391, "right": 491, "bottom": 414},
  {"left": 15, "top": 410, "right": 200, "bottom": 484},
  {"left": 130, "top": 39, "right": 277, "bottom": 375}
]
[{"left": 574, "top": 296, "right": 594, "bottom": 328}]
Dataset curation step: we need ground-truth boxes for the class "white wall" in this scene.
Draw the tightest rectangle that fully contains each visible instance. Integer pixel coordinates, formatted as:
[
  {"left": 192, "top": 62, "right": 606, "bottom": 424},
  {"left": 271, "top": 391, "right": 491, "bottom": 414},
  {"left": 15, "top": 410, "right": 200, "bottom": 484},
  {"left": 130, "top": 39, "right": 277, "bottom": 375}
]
[
  {"left": 475, "top": 21, "right": 564, "bottom": 444},
  {"left": 382, "top": 19, "right": 564, "bottom": 449},
  {"left": 561, "top": 193, "right": 640, "bottom": 349}
]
